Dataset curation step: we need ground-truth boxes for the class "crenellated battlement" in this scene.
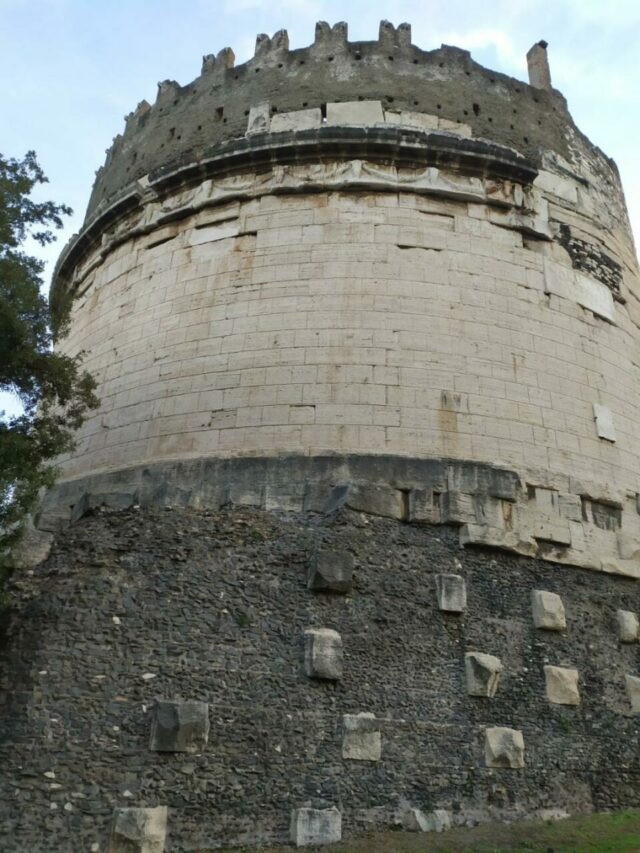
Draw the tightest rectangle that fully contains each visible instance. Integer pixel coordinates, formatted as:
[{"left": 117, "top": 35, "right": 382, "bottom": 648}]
[{"left": 85, "top": 19, "right": 611, "bottom": 226}]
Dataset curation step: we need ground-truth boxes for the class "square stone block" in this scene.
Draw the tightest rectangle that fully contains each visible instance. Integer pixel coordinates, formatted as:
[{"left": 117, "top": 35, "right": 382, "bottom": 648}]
[
  {"left": 465, "top": 652, "right": 503, "bottom": 698},
  {"left": 308, "top": 550, "right": 353, "bottom": 593},
  {"left": 304, "top": 628, "right": 343, "bottom": 680},
  {"left": 484, "top": 726, "right": 525, "bottom": 768},
  {"left": 149, "top": 699, "right": 209, "bottom": 753},
  {"left": 403, "top": 807, "right": 451, "bottom": 832},
  {"left": 435, "top": 573, "right": 467, "bottom": 613},
  {"left": 290, "top": 807, "right": 342, "bottom": 847},
  {"left": 531, "top": 590, "right": 566, "bottom": 631},
  {"left": 616, "top": 610, "right": 639, "bottom": 643},
  {"left": 544, "top": 665, "right": 580, "bottom": 705},
  {"left": 342, "top": 712, "right": 381, "bottom": 761},
  {"left": 625, "top": 674, "right": 640, "bottom": 713},
  {"left": 109, "top": 806, "right": 167, "bottom": 853}
]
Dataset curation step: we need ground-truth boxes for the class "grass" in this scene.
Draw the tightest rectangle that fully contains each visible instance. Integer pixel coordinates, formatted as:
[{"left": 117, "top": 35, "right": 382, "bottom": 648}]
[{"left": 223, "top": 810, "right": 640, "bottom": 852}]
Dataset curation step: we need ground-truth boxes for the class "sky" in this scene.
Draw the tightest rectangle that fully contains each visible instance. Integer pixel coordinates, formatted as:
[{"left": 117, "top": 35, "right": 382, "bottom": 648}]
[{"left": 1, "top": 0, "right": 639, "bottom": 412}]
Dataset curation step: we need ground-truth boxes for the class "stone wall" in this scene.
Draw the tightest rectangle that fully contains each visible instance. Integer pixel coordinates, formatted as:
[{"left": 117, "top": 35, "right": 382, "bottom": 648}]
[{"left": 3, "top": 502, "right": 640, "bottom": 850}]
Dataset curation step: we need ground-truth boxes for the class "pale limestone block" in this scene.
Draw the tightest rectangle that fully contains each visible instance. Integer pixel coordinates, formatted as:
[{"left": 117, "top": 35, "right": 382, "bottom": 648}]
[
  {"left": 435, "top": 573, "right": 467, "bottom": 613},
  {"left": 246, "top": 102, "right": 270, "bottom": 135},
  {"left": 544, "top": 665, "right": 580, "bottom": 705},
  {"left": 326, "top": 100, "right": 384, "bottom": 126},
  {"left": 625, "top": 674, "right": 640, "bottom": 713},
  {"left": 534, "top": 170, "right": 578, "bottom": 204},
  {"left": 303, "top": 628, "right": 343, "bottom": 680},
  {"left": 403, "top": 808, "right": 451, "bottom": 832},
  {"left": 290, "top": 807, "right": 342, "bottom": 847},
  {"left": 149, "top": 699, "right": 209, "bottom": 753},
  {"left": 465, "top": 652, "right": 503, "bottom": 698},
  {"left": 108, "top": 806, "right": 168, "bottom": 853},
  {"left": 593, "top": 404, "right": 616, "bottom": 442},
  {"left": 574, "top": 273, "right": 615, "bottom": 322},
  {"left": 531, "top": 590, "right": 566, "bottom": 631},
  {"left": 271, "top": 108, "right": 322, "bottom": 132},
  {"left": 616, "top": 610, "right": 639, "bottom": 643},
  {"left": 484, "top": 726, "right": 525, "bottom": 768},
  {"left": 438, "top": 117, "right": 472, "bottom": 137},
  {"left": 342, "top": 712, "right": 381, "bottom": 761}
]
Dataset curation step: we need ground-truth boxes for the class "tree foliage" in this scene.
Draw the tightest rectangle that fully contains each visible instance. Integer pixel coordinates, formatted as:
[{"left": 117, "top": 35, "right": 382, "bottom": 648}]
[{"left": 0, "top": 151, "right": 98, "bottom": 557}]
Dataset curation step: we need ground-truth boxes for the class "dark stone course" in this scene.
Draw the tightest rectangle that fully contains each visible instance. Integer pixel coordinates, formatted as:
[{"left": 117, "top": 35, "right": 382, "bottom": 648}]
[{"left": 2, "top": 502, "right": 640, "bottom": 849}]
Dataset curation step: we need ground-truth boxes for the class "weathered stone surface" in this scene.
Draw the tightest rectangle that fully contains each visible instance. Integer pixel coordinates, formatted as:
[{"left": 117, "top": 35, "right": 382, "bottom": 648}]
[
  {"left": 625, "top": 675, "right": 640, "bottom": 713},
  {"left": 326, "top": 100, "right": 384, "bottom": 126},
  {"left": 435, "top": 573, "right": 467, "bottom": 613},
  {"left": 304, "top": 628, "right": 343, "bottom": 680},
  {"left": 149, "top": 699, "right": 209, "bottom": 753},
  {"left": 616, "top": 610, "right": 639, "bottom": 643},
  {"left": 290, "top": 807, "right": 342, "bottom": 847},
  {"left": 485, "top": 726, "right": 525, "bottom": 769},
  {"left": 342, "top": 713, "right": 381, "bottom": 761},
  {"left": 465, "top": 652, "right": 503, "bottom": 698},
  {"left": 593, "top": 404, "right": 616, "bottom": 442},
  {"left": 9, "top": 519, "right": 53, "bottom": 569},
  {"left": 108, "top": 806, "right": 167, "bottom": 853},
  {"left": 308, "top": 549, "right": 353, "bottom": 593},
  {"left": 271, "top": 108, "right": 322, "bottom": 133},
  {"left": 531, "top": 590, "right": 566, "bottom": 631},
  {"left": 403, "top": 808, "right": 451, "bottom": 832},
  {"left": 544, "top": 665, "right": 580, "bottom": 706},
  {"left": 246, "top": 102, "right": 270, "bottom": 135}
]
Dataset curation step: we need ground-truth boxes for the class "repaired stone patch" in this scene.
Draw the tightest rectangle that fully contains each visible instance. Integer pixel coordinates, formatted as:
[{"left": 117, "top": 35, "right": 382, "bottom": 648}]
[
  {"left": 484, "top": 726, "right": 525, "bottom": 768},
  {"left": 303, "top": 628, "right": 343, "bottom": 680},
  {"left": 435, "top": 573, "right": 467, "bottom": 613},
  {"left": 342, "top": 712, "right": 381, "bottom": 761},
  {"left": 616, "top": 610, "right": 639, "bottom": 643},
  {"left": 531, "top": 590, "right": 566, "bottom": 631},
  {"left": 290, "top": 806, "right": 342, "bottom": 847},
  {"left": 465, "top": 652, "right": 503, "bottom": 698},
  {"left": 108, "top": 806, "right": 167, "bottom": 853},
  {"left": 149, "top": 699, "right": 209, "bottom": 753},
  {"left": 308, "top": 550, "right": 353, "bottom": 593},
  {"left": 544, "top": 665, "right": 580, "bottom": 705}
]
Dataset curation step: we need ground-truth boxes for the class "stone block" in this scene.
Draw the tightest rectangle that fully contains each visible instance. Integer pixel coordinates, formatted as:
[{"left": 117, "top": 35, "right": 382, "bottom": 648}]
[
  {"left": 308, "top": 550, "right": 353, "bottom": 593},
  {"left": 544, "top": 665, "right": 580, "bottom": 705},
  {"left": 342, "top": 712, "right": 381, "bottom": 761},
  {"left": 625, "top": 674, "right": 640, "bottom": 713},
  {"left": 531, "top": 590, "right": 566, "bottom": 631},
  {"left": 484, "top": 726, "right": 525, "bottom": 769},
  {"left": 408, "top": 489, "right": 441, "bottom": 523},
  {"left": 465, "top": 652, "right": 503, "bottom": 698},
  {"left": 149, "top": 699, "right": 209, "bottom": 753},
  {"left": 593, "top": 404, "right": 616, "bottom": 442},
  {"left": 403, "top": 808, "right": 451, "bottom": 832},
  {"left": 346, "top": 483, "right": 405, "bottom": 519},
  {"left": 435, "top": 573, "right": 467, "bottom": 613},
  {"left": 71, "top": 491, "right": 137, "bottom": 524},
  {"left": 246, "top": 102, "right": 270, "bottom": 135},
  {"left": 616, "top": 610, "right": 639, "bottom": 643},
  {"left": 304, "top": 628, "right": 343, "bottom": 680},
  {"left": 271, "top": 108, "right": 322, "bottom": 133},
  {"left": 108, "top": 806, "right": 168, "bottom": 853},
  {"left": 290, "top": 807, "right": 342, "bottom": 847},
  {"left": 326, "top": 100, "right": 384, "bottom": 126}
]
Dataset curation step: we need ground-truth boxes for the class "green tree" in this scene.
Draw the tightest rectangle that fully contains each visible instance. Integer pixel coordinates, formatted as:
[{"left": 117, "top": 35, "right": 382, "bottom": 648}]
[{"left": 0, "top": 151, "right": 98, "bottom": 561}]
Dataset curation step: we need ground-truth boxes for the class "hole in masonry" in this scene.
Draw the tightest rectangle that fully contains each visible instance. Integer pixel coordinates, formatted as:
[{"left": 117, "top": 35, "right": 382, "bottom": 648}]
[
  {"left": 437, "top": 103, "right": 442, "bottom": 109},
  {"left": 216, "top": 107, "right": 224, "bottom": 119},
  {"left": 278, "top": 62, "right": 283, "bottom": 68},
  {"left": 328, "top": 55, "right": 334, "bottom": 61},
  {"left": 320, "top": 103, "right": 327, "bottom": 119},
  {"left": 523, "top": 135, "right": 529, "bottom": 143},
  {"left": 355, "top": 53, "right": 362, "bottom": 60},
  {"left": 255, "top": 67, "right": 260, "bottom": 73},
  {"left": 413, "top": 58, "right": 418, "bottom": 64},
  {"left": 472, "top": 103, "right": 480, "bottom": 116},
  {"left": 302, "top": 101, "right": 308, "bottom": 107}
]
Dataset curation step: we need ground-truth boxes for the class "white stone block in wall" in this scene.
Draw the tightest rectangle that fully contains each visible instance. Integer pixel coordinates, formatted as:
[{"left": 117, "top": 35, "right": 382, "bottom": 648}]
[
  {"left": 465, "top": 652, "right": 503, "bottom": 697},
  {"left": 543, "top": 259, "right": 615, "bottom": 322},
  {"left": 438, "top": 117, "right": 472, "bottom": 137},
  {"left": 435, "top": 573, "right": 467, "bottom": 613},
  {"left": 403, "top": 807, "right": 451, "bottom": 832},
  {"left": 271, "top": 108, "right": 322, "bottom": 132},
  {"left": 108, "top": 806, "right": 168, "bottom": 853},
  {"left": 384, "top": 110, "right": 439, "bottom": 131},
  {"left": 593, "top": 404, "right": 616, "bottom": 442},
  {"left": 484, "top": 726, "right": 525, "bottom": 768},
  {"left": 531, "top": 590, "right": 566, "bottom": 631},
  {"left": 342, "top": 712, "right": 381, "bottom": 761},
  {"left": 625, "top": 675, "right": 640, "bottom": 713},
  {"left": 326, "top": 100, "right": 384, "bottom": 126},
  {"left": 290, "top": 807, "right": 342, "bottom": 847},
  {"left": 616, "top": 610, "right": 639, "bottom": 643},
  {"left": 534, "top": 169, "right": 579, "bottom": 204},
  {"left": 544, "top": 665, "right": 580, "bottom": 705},
  {"left": 303, "top": 628, "right": 343, "bottom": 680},
  {"left": 246, "top": 102, "right": 270, "bottom": 135}
]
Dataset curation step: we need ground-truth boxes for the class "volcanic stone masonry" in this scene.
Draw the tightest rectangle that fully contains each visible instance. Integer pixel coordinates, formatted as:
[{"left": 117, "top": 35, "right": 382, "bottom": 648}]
[{"left": 2, "top": 17, "right": 640, "bottom": 852}]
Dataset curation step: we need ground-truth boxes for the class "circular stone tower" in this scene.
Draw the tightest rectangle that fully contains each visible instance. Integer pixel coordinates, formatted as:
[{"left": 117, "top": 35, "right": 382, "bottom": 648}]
[{"left": 8, "top": 19, "right": 640, "bottom": 852}]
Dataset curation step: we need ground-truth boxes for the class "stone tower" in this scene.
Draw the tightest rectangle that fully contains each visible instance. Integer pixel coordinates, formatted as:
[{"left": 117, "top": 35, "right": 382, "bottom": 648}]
[{"left": 5, "top": 21, "right": 640, "bottom": 852}]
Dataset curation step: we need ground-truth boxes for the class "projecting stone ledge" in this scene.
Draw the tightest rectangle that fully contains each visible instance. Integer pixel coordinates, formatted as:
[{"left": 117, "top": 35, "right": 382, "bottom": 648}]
[
  {"left": 485, "top": 726, "right": 525, "bottom": 768},
  {"left": 108, "top": 806, "right": 167, "bottom": 853},
  {"left": 304, "top": 628, "right": 343, "bottom": 680},
  {"left": 531, "top": 590, "right": 566, "bottom": 631},
  {"left": 149, "top": 699, "right": 209, "bottom": 753},
  {"left": 616, "top": 610, "right": 639, "bottom": 643},
  {"left": 544, "top": 665, "right": 580, "bottom": 706},
  {"left": 466, "top": 652, "right": 503, "bottom": 697},
  {"left": 308, "top": 550, "right": 354, "bottom": 593},
  {"left": 290, "top": 806, "right": 342, "bottom": 847},
  {"left": 435, "top": 573, "right": 467, "bottom": 613}
]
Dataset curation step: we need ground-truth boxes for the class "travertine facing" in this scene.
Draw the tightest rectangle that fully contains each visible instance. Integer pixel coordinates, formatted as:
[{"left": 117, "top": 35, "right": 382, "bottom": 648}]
[
  {"left": 290, "top": 807, "right": 342, "bottom": 846},
  {"left": 465, "top": 652, "right": 503, "bottom": 697},
  {"left": 532, "top": 591, "right": 566, "bottom": 631},
  {"left": 616, "top": 610, "right": 639, "bottom": 643},
  {"left": 303, "top": 628, "right": 343, "bottom": 680},
  {"left": 544, "top": 665, "right": 580, "bottom": 706},
  {"left": 435, "top": 574, "right": 467, "bottom": 613},
  {"left": 342, "top": 712, "right": 381, "bottom": 761},
  {"left": 484, "top": 726, "right": 525, "bottom": 768},
  {"left": 108, "top": 806, "right": 167, "bottom": 853}
]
